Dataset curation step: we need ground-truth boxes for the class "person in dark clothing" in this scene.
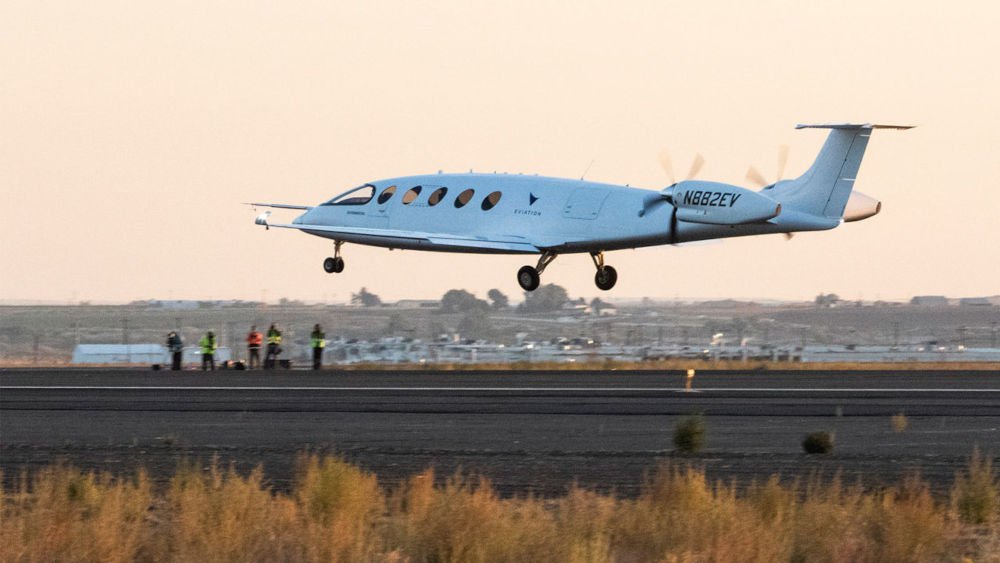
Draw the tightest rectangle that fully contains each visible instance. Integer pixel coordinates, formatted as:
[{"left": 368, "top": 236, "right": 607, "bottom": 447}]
[
  {"left": 264, "top": 324, "right": 282, "bottom": 369},
  {"left": 310, "top": 324, "right": 326, "bottom": 370},
  {"left": 166, "top": 331, "right": 184, "bottom": 371}
]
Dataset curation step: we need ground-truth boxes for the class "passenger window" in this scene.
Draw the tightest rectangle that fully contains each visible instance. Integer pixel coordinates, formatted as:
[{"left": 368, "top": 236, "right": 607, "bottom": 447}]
[
  {"left": 454, "top": 189, "right": 475, "bottom": 208},
  {"left": 322, "top": 184, "right": 375, "bottom": 206},
  {"left": 402, "top": 186, "right": 422, "bottom": 205},
  {"left": 377, "top": 186, "right": 396, "bottom": 205},
  {"left": 481, "top": 191, "right": 502, "bottom": 211},
  {"left": 428, "top": 187, "right": 448, "bottom": 206}
]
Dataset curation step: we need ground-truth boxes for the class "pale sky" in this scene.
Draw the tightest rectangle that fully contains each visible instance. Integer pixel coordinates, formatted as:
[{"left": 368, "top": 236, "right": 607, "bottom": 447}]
[{"left": 2, "top": 0, "right": 998, "bottom": 303}]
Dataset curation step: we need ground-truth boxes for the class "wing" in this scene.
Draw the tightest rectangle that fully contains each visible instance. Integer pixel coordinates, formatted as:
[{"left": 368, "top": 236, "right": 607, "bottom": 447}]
[
  {"left": 245, "top": 202, "right": 314, "bottom": 210},
  {"left": 264, "top": 220, "right": 542, "bottom": 254}
]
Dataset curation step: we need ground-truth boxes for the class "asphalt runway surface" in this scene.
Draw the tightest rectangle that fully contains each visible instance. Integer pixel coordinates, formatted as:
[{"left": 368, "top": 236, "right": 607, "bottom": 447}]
[{"left": 3, "top": 368, "right": 1000, "bottom": 496}]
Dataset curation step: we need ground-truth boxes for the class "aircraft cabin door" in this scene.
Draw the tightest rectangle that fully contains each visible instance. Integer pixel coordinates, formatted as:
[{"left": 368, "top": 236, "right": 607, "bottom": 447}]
[
  {"left": 369, "top": 186, "right": 394, "bottom": 225},
  {"left": 562, "top": 188, "right": 610, "bottom": 219}
]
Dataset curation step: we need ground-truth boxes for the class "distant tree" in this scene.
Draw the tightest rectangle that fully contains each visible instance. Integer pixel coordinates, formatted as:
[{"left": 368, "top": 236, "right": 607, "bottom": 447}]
[
  {"left": 351, "top": 287, "right": 382, "bottom": 307},
  {"left": 814, "top": 293, "right": 840, "bottom": 308},
  {"left": 440, "top": 289, "right": 489, "bottom": 314},
  {"left": 457, "top": 309, "right": 493, "bottom": 339},
  {"left": 386, "top": 313, "right": 410, "bottom": 334},
  {"left": 487, "top": 289, "right": 509, "bottom": 310},
  {"left": 520, "top": 284, "right": 569, "bottom": 313}
]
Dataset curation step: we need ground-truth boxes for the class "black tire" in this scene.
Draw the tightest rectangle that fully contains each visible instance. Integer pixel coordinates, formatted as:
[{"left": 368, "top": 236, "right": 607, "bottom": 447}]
[
  {"left": 332, "top": 257, "right": 345, "bottom": 273},
  {"left": 517, "top": 266, "right": 540, "bottom": 291},
  {"left": 594, "top": 265, "right": 618, "bottom": 291},
  {"left": 323, "top": 257, "right": 337, "bottom": 273}
]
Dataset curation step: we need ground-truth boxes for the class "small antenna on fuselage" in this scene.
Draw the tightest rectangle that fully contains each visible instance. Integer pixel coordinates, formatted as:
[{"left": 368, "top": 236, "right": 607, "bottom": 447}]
[{"left": 580, "top": 159, "right": 595, "bottom": 180}]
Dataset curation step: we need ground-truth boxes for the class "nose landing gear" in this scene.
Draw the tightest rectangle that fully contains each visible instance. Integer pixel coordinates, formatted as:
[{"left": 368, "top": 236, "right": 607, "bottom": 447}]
[{"left": 323, "top": 241, "right": 345, "bottom": 273}]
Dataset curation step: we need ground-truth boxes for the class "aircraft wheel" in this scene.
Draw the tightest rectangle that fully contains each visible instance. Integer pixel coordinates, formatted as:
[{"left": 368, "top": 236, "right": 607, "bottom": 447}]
[
  {"left": 517, "top": 266, "right": 540, "bottom": 291},
  {"left": 594, "top": 265, "right": 618, "bottom": 291},
  {"left": 323, "top": 257, "right": 345, "bottom": 274}
]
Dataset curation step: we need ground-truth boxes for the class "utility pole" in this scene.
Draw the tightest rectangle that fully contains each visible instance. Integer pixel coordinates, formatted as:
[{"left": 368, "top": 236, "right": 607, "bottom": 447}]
[{"left": 122, "top": 317, "right": 130, "bottom": 365}]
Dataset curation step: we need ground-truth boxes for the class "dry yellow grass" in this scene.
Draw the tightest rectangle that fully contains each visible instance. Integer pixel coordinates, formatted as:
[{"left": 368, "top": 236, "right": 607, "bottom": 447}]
[{"left": 1, "top": 456, "right": 997, "bottom": 562}]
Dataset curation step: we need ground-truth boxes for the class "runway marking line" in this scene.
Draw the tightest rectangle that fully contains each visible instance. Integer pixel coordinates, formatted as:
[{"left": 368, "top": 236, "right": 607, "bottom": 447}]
[{"left": 3, "top": 386, "right": 1000, "bottom": 393}]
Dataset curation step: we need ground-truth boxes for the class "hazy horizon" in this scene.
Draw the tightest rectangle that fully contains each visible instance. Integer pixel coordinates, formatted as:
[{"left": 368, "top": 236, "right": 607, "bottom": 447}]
[{"left": 3, "top": 1, "right": 998, "bottom": 303}]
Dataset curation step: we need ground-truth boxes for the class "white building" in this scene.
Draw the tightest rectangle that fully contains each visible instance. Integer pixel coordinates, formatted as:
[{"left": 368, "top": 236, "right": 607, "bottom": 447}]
[{"left": 71, "top": 344, "right": 232, "bottom": 365}]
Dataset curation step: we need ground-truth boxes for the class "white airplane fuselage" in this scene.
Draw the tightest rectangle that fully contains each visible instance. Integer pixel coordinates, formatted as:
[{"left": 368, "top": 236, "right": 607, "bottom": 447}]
[{"left": 294, "top": 173, "right": 827, "bottom": 254}]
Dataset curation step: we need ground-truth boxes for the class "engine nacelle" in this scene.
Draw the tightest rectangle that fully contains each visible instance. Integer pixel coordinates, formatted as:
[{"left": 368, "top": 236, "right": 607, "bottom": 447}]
[
  {"left": 670, "top": 181, "right": 782, "bottom": 225},
  {"left": 842, "top": 191, "right": 881, "bottom": 222}
]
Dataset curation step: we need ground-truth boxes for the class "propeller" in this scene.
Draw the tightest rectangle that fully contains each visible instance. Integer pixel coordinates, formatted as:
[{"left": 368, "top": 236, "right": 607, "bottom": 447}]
[
  {"left": 644, "top": 151, "right": 706, "bottom": 244},
  {"left": 642, "top": 151, "right": 705, "bottom": 215},
  {"left": 745, "top": 145, "right": 789, "bottom": 188},
  {"left": 658, "top": 151, "right": 705, "bottom": 184}
]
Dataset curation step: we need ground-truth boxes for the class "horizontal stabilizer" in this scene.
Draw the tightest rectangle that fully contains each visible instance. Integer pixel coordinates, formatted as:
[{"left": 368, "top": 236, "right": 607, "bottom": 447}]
[{"left": 795, "top": 123, "right": 915, "bottom": 131}]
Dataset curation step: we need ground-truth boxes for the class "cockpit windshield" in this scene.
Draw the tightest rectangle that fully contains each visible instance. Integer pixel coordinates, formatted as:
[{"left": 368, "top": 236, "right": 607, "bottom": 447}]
[{"left": 322, "top": 184, "right": 376, "bottom": 206}]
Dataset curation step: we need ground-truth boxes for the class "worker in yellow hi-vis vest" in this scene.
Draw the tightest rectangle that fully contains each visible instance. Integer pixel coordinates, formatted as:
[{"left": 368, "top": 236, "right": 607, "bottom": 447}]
[
  {"left": 310, "top": 324, "right": 326, "bottom": 370},
  {"left": 199, "top": 331, "right": 217, "bottom": 371},
  {"left": 264, "top": 324, "right": 282, "bottom": 369}
]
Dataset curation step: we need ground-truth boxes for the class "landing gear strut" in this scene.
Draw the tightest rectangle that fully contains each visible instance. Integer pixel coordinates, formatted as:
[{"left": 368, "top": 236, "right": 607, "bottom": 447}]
[
  {"left": 591, "top": 251, "right": 617, "bottom": 291},
  {"left": 323, "top": 241, "right": 345, "bottom": 273},
  {"left": 517, "top": 251, "right": 557, "bottom": 291}
]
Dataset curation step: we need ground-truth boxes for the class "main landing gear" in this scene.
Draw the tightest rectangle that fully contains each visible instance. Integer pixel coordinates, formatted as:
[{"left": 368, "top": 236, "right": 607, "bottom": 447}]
[
  {"left": 591, "top": 251, "right": 617, "bottom": 291},
  {"left": 516, "top": 250, "right": 618, "bottom": 292},
  {"left": 323, "top": 241, "right": 345, "bottom": 273}
]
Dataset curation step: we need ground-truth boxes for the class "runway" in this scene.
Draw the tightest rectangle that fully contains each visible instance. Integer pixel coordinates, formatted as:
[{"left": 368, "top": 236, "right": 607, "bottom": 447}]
[{"left": 3, "top": 368, "right": 999, "bottom": 495}]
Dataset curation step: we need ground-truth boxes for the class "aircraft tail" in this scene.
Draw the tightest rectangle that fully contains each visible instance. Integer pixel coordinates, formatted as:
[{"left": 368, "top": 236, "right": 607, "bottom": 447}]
[{"left": 769, "top": 123, "right": 912, "bottom": 219}]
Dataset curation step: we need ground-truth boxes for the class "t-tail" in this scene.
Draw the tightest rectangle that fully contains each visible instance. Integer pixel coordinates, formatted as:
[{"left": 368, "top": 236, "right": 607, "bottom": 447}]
[{"left": 768, "top": 123, "right": 913, "bottom": 225}]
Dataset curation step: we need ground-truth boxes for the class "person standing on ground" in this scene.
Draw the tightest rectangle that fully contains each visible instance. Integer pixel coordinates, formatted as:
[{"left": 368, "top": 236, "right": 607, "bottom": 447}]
[
  {"left": 246, "top": 325, "right": 263, "bottom": 369},
  {"left": 310, "top": 324, "right": 326, "bottom": 370},
  {"left": 199, "top": 330, "right": 217, "bottom": 371},
  {"left": 265, "top": 323, "right": 282, "bottom": 369},
  {"left": 166, "top": 331, "right": 184, "bottom": 371}
]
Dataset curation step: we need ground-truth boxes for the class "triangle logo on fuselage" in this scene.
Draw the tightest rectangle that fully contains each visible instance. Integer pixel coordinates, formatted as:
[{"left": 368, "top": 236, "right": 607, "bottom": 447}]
[{"left": 529, "top": 193, "right": 539, "bottom": 206}]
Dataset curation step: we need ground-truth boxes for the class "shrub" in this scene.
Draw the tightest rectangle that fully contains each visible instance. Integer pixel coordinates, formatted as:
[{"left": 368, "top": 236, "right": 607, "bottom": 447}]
[
  {"left": 891, "top": 413, "right": 909, "bottom": 433},
  {"left": 673, "top": 414, "right": 706, "bottom": 453},
  {"left": 952, "top": 447, "right": 998, "bottom": 524},
  {"left": 802, "top": 432, "right": 834, "bottom": 454}
]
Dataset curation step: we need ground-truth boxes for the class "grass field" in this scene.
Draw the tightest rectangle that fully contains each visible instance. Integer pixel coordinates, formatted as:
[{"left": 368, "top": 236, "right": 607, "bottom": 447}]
[{"left": 2, "top": 453, "right": 998, "bottom": 562}]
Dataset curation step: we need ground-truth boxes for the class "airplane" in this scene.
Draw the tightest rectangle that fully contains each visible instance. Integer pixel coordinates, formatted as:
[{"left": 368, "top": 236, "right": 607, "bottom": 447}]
[{"left": 250, "top": 123, "right": 911, "bottom": 292}]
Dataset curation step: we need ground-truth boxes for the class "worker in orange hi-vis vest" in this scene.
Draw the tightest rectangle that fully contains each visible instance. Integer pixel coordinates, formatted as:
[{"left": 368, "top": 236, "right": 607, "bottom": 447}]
[{"left": 246, "top": 326, "right": 263, "bottom": 369}]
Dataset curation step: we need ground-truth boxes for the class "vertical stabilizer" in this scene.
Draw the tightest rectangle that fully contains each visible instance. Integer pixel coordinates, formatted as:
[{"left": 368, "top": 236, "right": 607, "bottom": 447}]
[{"left": 771, "top": 123, "right": 912, "bottom": 218}]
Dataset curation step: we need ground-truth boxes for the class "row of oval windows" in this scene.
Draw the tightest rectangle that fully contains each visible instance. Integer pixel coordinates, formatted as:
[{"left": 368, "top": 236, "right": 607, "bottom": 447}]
[
  {"left": 325, "top": 184, "right": 502, "bottom": 211},
  {"left": 380, "top": 185, "right": 502, "bottom": 210}
]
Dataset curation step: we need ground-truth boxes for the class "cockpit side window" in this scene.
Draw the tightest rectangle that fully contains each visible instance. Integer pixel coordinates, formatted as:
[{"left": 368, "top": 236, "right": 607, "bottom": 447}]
[{"left": 322, "top": 184, "right": 376, "bottom": 206}]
